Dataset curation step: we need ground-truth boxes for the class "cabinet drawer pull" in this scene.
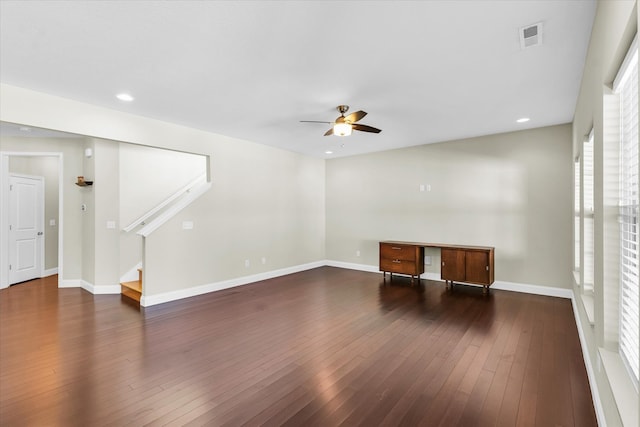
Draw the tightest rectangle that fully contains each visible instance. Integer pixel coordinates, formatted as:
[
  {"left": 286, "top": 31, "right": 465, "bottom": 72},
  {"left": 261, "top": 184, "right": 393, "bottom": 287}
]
[
  {"left": 486, "top": 266, "right": 489, "bottom": 271},
  {"left": 392, "top": 260, "right": 401, "bottom": 263},
  {"left": 391, "top": 247, "right": 402, "bottom": 250}
]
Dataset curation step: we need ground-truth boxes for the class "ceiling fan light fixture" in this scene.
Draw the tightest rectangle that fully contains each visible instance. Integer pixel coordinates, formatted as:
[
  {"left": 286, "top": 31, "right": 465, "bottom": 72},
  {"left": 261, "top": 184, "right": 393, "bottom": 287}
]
[{"left": 333, "top": 122, "right": 352, "bottom": 136}]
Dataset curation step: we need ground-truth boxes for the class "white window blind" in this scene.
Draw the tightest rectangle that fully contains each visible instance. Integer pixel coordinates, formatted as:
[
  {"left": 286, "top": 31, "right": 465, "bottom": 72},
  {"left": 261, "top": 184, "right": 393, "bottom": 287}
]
[
  {"left": 615, "top": 35, "right": 639, "bottom": 384},
  {"left": 584, "top": 130, "right": 595, "bottom": 291}
]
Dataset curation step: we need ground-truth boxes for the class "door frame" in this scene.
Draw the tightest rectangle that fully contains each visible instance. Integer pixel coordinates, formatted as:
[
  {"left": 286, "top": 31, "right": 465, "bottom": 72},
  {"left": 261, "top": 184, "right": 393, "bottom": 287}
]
[{"left": 0, "top": 152, "right": 64, "bottom": 289}]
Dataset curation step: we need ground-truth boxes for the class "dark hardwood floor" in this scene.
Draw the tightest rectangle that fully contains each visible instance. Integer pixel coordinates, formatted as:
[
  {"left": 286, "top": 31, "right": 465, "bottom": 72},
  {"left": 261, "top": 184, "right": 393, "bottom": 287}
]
[{"left": 0, "top": 267, "right": 597, "bottom": 426}]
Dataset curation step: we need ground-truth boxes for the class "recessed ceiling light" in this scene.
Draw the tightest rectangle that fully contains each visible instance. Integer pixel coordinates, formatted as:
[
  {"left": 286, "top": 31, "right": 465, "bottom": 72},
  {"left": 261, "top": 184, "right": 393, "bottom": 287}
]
[
  {"left": 325, "top": 151, "right": 333, "bottom": 155},
  {"left": 116, "top": 93, "right": 134, "bottom": 102},
  {"left": 516, "top": 117, "right": 530, "bottom": 123}
]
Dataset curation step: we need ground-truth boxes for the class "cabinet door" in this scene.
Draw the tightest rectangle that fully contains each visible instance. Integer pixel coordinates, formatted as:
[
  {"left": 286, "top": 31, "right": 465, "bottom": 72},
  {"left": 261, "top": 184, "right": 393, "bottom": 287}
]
[
  {"left": 441, "top": 248, "right": 465, "bottom": 281},
  {"left": 465, "top": 250, "right": 490, "bottom": 284}
]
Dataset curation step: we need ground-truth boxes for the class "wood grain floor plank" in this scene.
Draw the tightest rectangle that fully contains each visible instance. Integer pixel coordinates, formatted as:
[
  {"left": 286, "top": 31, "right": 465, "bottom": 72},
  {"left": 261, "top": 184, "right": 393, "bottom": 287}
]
[{"left": 0, "top": 270, "right": 596, "bottom": 426}]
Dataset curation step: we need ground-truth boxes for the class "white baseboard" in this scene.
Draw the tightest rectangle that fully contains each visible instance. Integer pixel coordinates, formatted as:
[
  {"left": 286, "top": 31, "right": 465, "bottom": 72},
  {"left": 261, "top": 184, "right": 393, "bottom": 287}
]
[
  {"left": 571, "top": 295, "right": 607, "bottom": 427},
  {"left": 58, "top": 278, "right": 119, "bottom": 294},
  {"left": 89, "top": 282, "right": 121, "bottom": 294},
  {"left": 63, "top": 260, "right": 574, "bottom": 304},
  {"left": 325, "top": 260, "right": 380, "bottom": 273},
  {"left": 326, "top": 261, "right": 573, "bottom": 299},
  {"left": 141, "top": 260, "right": 325, "bottom": 307},
  {"left": 41, "top": 267, "right": 58, "bottom": 277},
  {"left": 59, "top": 279, "right": 82, "bottom": 288},
  {"left": 491, "top": 280, "right": 573, "bottom": 299}
]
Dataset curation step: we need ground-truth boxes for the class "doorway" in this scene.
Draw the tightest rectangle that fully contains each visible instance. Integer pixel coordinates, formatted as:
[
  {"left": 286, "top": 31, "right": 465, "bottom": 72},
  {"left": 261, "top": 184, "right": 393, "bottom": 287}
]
[
  {"left": 8, "top": 173, "right": 44, "bottom": 284},
  {"left": 0, "top": 152, "right": 63, "bottom": 289}
]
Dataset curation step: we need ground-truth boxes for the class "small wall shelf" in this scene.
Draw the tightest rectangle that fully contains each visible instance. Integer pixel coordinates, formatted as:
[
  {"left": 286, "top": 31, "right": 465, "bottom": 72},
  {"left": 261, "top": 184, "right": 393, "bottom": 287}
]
[{"left": 75, "top": 181, "right": 93, "bottom": 187}]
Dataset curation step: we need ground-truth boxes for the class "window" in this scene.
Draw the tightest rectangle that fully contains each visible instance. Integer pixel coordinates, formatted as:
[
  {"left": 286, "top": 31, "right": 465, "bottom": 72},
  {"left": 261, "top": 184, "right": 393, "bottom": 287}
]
[
  {"left": 614, "top": 35, "right": 639, "bottom": 385},
  {"left": 574, "top": 156, "right": 581, "bottom": 273},
  {"left": 583, "top": 130, "right": 595, "bottom": 292}
]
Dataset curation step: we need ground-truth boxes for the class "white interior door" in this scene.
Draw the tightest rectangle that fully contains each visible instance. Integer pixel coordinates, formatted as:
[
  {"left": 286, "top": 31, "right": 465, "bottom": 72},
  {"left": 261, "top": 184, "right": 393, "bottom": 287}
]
[{"left": 8, "top": 174, "right": 43, "bottom": 285}]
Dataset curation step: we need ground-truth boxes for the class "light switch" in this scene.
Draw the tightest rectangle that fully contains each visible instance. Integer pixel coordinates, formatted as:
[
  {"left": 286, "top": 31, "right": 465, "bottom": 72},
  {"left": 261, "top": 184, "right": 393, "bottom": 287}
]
[
  {"left": 49, "top": 219, "right": 56, "bottom": 226},
  {"left": 106, "top": 221, "right": 116, "bottom": 229},
  {"left": 182, "top": 221, "right": 194, "bottom": 230}
]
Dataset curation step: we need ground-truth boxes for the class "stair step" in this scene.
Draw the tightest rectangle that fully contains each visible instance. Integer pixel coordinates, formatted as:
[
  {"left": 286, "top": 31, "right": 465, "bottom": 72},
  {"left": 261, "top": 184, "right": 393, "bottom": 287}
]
[
  {"left": 121, "top": 280, "right": 142, "bottom": 303},
  {"left": 121, "top": 280, "right": 142, "bottom": 292}
]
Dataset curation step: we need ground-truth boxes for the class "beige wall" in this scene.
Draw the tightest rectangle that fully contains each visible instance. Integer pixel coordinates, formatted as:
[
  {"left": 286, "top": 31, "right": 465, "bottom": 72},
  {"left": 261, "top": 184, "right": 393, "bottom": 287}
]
[
  {"left": 119, "top": 143, "right": 206, "bottom": 226},
  {"left": 0, "top": 85, "right": 327, "bottom": 296},
  {"left": 8, "top": 154, "right": 59, "bottom": 271},
  {"left": 146, "top": 142, "right": 325, "bottom": 295},
  {"left": 326, "top": 124, "right": 572, "bottom": 288},
  {"left": 572, "top": 1, "right": 638, "bottom": 426}
]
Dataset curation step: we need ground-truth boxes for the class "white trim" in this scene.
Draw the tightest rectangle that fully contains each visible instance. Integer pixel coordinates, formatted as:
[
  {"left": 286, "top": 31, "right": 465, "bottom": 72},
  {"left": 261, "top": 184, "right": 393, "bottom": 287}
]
[
  {"left": 58, "top": 278, "right": 119, "bottom": 294},
  {"left": 122, "top": 174, "right": 207, "bottom": 232},
  {"left": 58, "top": 279, "right": 82, "bottom": 288},
  {"left": 613, "top": 34, "right": 638, "bottom": 92},
  {"left": 571, "top": 295, "right": 608, "bottom": 427},
  {"left": 599, "top": 348, "right": 639, "bottom": 426},
  {"left": 140, "top": 260, "right": 325, "bottom": 307},
  {"left": 84, "top": 281, "right": 120, "bottom": 295},
  {"left": 137, "top": 181, "right": 211, "bottom": 237},
  {"left": 42, "top": 267, "right": 58, "bottom": 277},
  {"left": 327, "top": 261, "right": 573, "bottom": 298},
  {"left": 491, "top": 280, "right": 573, "bottom": 299},
  {"left": 325, "top": 260, "right": 380, "bottom": 273}
]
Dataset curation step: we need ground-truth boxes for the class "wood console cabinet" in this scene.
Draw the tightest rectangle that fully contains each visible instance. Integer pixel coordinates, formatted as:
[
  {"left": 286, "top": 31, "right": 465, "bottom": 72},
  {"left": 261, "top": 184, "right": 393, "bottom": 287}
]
[
  {"left": 379, "top": 242, "right": 424, "bottom": 283},
  {"left": 441, "top": 246, "right": 494, "bottom": 294},
  {"left": 380, "top": 241, "right": 495, "bottom": 293}
]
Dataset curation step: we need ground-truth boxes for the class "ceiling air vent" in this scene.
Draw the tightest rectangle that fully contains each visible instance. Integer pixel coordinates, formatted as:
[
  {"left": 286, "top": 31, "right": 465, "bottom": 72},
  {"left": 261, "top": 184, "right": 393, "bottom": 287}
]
[{"left": 520, "top": 22, "right": 542, "bottom": 49}]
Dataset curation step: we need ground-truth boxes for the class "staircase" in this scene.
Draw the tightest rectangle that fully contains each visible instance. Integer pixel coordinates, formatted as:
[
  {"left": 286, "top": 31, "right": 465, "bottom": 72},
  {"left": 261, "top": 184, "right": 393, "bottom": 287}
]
[{"left": 121, "top": 268, "right": 142, "bottom": 303}]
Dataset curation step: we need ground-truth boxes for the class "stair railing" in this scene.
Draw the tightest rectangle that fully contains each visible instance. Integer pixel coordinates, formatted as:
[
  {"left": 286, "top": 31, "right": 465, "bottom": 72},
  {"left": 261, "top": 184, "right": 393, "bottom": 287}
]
[{"left": 122, "top": 173, "right": 208, "bottom": 233}]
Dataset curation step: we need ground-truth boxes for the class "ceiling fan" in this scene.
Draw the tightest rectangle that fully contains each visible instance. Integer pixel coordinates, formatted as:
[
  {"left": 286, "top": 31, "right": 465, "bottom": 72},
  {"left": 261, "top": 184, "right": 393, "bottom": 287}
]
[{"left": 301, "top": 105, "right": 382, "bottom": 136}]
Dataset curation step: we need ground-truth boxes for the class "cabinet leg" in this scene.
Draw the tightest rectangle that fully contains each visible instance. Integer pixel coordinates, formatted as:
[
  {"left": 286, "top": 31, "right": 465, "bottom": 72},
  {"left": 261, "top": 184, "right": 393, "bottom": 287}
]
[{"left": 483, "top": 286, "right": 489, "bottom": 295}]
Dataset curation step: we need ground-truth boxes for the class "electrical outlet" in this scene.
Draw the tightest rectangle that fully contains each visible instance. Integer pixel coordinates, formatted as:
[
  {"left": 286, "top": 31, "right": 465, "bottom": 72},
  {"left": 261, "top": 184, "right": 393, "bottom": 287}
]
[
  {"left": 356, "top": 250, "right": 361, "bottom": 257},
  {"left": 245, "top": 259, "right": 250, "bottom": 268},
  {"left": 261, "top": 257, "right": 266, "bottom": 265}
]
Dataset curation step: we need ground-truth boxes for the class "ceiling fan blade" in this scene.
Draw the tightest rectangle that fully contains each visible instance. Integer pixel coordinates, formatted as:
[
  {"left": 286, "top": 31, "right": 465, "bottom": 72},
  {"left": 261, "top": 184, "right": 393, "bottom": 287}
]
[
  {"left": 352, "top": 123, "right": 381, "bottom": 133},
  {"left": 344, "top": 110, "right": 367, "bottom": 123},
  {"left": 300, "top": 120, "right": 333, "bottom": 124},
  {"left": 324, "top": 128, "right": 334, "bottom": 136}
]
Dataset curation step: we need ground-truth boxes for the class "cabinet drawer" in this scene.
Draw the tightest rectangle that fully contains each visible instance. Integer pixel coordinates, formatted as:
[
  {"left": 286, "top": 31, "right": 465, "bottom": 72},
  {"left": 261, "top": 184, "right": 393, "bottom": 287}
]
[
  {"left": 380, "top": 243, "right": 418, "bottom": 261},
  {"left": 380, "top": 258, "right": 419, "bottom": 275}
]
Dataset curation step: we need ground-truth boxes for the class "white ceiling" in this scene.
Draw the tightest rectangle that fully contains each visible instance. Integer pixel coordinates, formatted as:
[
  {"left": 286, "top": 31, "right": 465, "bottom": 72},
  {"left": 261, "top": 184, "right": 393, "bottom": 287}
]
[{"left": 0, "top": 1, "right": 596, "bottom": 158}]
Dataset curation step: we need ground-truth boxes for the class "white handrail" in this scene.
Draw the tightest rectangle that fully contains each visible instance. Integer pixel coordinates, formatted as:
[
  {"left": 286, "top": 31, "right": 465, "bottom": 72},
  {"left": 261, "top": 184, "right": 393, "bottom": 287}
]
[
  {"left": 137, "top": 180, "right": 211, "bottom": 237},
  {"left": 122, "top": 174, "right": 207, "bottom": 233}
]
